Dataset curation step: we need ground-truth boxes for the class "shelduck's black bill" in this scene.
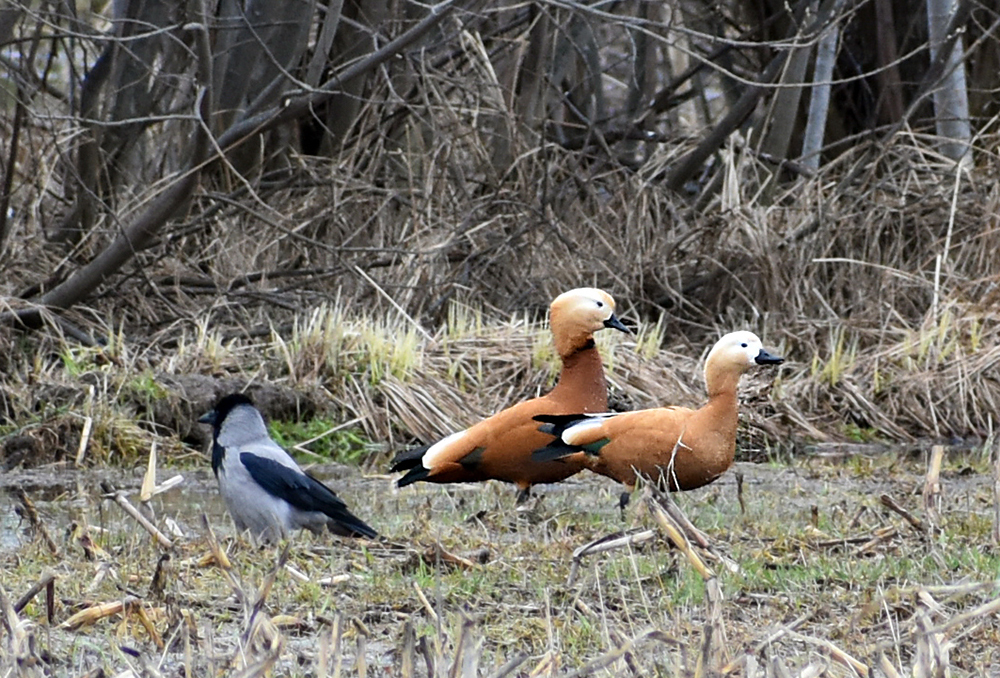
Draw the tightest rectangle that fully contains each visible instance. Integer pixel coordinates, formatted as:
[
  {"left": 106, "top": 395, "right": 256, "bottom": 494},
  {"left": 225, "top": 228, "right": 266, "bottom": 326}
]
[
  {"left": 604, "top": 313, "right": 632, "bottom": 334},
  {"left": 754, "top": 349, "right": 784, "bottom": 366}
]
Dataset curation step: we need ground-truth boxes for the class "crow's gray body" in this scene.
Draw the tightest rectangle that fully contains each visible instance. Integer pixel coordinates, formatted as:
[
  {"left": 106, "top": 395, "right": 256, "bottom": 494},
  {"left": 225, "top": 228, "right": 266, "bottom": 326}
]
[{"left": 200, "top": 394, "right": 377, "bottom": 542}]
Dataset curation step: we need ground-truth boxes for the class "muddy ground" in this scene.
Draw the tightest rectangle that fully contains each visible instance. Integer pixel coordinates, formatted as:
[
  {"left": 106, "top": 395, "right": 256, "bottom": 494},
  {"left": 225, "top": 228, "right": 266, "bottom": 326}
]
[{"left": 2, "top": 443, "right": 999, "bottom": 677}]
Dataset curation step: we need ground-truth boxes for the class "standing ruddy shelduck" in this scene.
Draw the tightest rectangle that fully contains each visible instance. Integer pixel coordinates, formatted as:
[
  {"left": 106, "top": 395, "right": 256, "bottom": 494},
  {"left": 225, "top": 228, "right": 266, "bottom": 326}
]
[
  {"left": 533, "top": 331, "right": 783, "bottom": 507},
  {"left": 389, "top": 288, "right": 630, "bottom": 502}
]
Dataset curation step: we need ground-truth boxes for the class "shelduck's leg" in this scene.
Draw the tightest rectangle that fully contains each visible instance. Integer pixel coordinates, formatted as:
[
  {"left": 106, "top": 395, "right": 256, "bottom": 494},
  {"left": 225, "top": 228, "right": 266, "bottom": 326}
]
[
  {"left": 618, "top": 490, "right": 631, "bottom": 515},
  {"left": 515, "top": 486, "right": 532, "bottom": 505}
]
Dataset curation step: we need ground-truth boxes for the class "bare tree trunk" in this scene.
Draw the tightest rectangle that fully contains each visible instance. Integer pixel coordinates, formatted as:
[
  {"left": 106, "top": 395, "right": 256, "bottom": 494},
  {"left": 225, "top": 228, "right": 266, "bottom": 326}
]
[
  {"left": 318, "top": 0, "right": 391, "bottom": 152},
  {"left": 927, "top": 0, "right": 972, "bottom": 164},
  {"left": 874, "top": 0, "right": 904, "bottom": 124},
  {"left": 212, "top": 0, "right": 315, "bottom": 170},
  {"left": 548, "top": 9, "right": 606, "bottom": 147},
  {"left": 0, "top": 4, "right": 34, "bottom": 256},
  {"left": 758, "top": 10, "right": 815, "bottom": 167},
  {"left": 0, "top": 3, "right": 21, "bottom": 46},
  {"left": 666, "top": 0, "right": 843, "bottom": 194},
  {"left": 306, "top": 0, "right": 345, "bottom": 87},
  {"left": 50, "top": 0, "right": 187, "bottom": 244},
  {"left": 801, "top": 4, "right": 844, "bottom": 172},
  {"left": 5, "top": 0, "right": 460, "bottom": 329},
  {"left": 512, "top": 5, "right": 551, "bottom": 134},
  {"left": 623, "top": 0, "right": 656, "bottom": 164}
]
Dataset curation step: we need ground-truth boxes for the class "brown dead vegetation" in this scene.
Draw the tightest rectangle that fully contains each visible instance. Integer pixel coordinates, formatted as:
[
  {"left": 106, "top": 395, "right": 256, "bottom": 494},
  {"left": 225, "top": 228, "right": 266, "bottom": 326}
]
[
  {"left": 5, "top": 132, "right": 1000, "bottom": 449},
  {"left": 3, "top": 2, "right": 1000, "bottom": 447}
]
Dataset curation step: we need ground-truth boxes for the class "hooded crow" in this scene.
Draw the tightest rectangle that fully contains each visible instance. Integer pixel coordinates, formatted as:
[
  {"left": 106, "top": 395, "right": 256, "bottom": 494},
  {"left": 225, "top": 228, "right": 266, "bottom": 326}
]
[{"left": 199, "top": 393, "right": 377, "bottom": 542}]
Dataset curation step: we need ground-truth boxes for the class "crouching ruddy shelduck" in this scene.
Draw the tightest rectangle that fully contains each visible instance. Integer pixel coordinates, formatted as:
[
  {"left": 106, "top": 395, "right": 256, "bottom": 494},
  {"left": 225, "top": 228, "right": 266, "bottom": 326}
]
[
  {"left": 389, "top": 288, "right": 630, "bottom": 503},
  {"left": 533, "top": 331, "right": 783, "bottom": 507},
  {"left": 200, "top": 394, "right": 378, "bottom": 542}
]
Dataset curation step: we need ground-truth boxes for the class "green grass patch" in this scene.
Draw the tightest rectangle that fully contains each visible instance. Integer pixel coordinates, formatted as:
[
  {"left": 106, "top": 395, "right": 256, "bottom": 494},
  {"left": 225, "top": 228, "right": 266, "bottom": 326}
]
[{"left": 268, "top": 417, "right": 372, "bottom": 464}]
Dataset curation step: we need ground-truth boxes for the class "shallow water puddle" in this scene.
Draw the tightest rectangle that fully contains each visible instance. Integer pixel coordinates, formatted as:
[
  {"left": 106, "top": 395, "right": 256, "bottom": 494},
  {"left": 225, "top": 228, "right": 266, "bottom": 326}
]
[{"left": 0, "top": 465, "right": 230, "bottom": 554}]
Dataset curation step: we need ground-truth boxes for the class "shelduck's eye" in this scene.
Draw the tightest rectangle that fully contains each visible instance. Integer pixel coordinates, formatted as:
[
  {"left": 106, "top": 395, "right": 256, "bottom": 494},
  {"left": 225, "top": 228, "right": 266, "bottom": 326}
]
[
  {"left": 596, "top": 301, "right": 604, "bottom": 307},
  {"left": 741, "top": 342, "right": 748, "bottom": 348}
]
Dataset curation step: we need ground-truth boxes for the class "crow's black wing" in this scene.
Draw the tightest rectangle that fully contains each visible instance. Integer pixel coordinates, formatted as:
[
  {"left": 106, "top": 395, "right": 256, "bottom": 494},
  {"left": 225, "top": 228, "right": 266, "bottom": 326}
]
[{"left": 239, "top": 453, "right": 377, "bottom": 538}]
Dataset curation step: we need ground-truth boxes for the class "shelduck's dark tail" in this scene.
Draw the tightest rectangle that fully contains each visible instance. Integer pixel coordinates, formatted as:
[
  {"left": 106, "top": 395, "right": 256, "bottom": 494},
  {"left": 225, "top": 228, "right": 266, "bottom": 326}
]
[{"left": 390, "top": 445, "right": 432, "bottom": 487}]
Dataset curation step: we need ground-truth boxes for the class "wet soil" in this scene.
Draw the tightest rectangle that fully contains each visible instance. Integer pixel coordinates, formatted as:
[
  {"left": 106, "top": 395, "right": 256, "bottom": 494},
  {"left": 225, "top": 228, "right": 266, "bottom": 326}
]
[{"left": 1, "top": 446, "right": 998, "bottom": 676}]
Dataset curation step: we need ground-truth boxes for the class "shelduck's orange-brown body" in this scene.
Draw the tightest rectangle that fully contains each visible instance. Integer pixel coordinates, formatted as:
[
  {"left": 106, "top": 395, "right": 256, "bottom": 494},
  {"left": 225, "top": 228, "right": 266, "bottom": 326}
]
[
  {"left": 390, "top": 288, "right": 629, "bottom": 500},
  {"left": 534, "top": 331, "right": 783, "bottom": 501}
]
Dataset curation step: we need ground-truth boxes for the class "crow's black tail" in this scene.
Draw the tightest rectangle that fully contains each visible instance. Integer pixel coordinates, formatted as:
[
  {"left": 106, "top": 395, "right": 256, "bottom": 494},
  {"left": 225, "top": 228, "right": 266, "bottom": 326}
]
[{"left": 327, "top": 509, "right": 378, "bottom": 539}]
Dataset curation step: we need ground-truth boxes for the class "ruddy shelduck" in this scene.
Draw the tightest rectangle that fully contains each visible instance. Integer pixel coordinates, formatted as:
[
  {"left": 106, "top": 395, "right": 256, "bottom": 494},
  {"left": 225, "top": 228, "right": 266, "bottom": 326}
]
[
  {"left": 533, "top": 331, "right": 783, "bottom": 507},
  {"left": 390, "top": 288, "right": 630, "bottom": 502}
]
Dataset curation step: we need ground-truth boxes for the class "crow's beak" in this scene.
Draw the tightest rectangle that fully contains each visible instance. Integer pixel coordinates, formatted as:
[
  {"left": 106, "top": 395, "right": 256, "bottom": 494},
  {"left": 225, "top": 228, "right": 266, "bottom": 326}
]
[{"left": 198, "top": 410, "right": 217, "bottom": 425}]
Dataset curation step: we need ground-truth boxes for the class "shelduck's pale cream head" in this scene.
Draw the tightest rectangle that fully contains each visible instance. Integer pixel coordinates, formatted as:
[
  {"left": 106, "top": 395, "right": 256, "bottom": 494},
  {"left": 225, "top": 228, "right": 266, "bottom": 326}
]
[
  {"left": 704, "top": 331, "right": 783, "bottom": 395},
  {"left": 549, "top": 288, "right": 630, "bottom": 356}
]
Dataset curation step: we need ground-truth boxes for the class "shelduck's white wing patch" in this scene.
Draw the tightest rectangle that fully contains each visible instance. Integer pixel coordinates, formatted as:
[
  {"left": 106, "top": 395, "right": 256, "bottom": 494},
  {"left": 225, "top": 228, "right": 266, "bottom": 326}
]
[
  {"left": 422, "top": 430, "right": 469, "bottom": 469},
  {"left": 561, "top": 415, "right": 615, "bottom": 445}
]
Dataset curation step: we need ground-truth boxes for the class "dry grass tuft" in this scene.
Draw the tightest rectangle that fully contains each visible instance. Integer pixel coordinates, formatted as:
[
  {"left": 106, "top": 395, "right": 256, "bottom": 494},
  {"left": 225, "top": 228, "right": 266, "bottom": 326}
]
[{"left": 6, "top": 120, "right": 1000, "bottom": 443}]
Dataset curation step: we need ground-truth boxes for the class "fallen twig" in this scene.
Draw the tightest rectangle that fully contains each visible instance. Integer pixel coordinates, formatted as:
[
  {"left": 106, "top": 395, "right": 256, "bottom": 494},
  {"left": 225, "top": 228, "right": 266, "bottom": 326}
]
[
  {"left": 489, "top": 651, "right": 528, "bottom": 678},
  {"left": 560, "top": 628, "right": 674, "bottom": 678},
  {"left": 644, "top": 488, "right": 729, "bottom": 670},
  {"left": 812, "top": 535, "right": 882, "bottom": 548},
  {"left": 880, "top": 494, "right": 925, "bottom": 534},
  {"left": 566, "top": 529, "right": 657, "bottom": 585},
  {"left": 100, "top": 481, "right": 173, "bottom": 549},
  {"left": 241, "top": 544, "right": 290, "bottom": 647},
  {"left": 785, "top": 631, "right": 870, "bottom": 676},
  {"left": 930, "top": 592, "right": 1000, "bottom": 635},
  {"left": 422, "top": 543, "right": 478, "bottom": 571},
  {"left": 13, "top": 570, "right": 56, "bottom": 624},
  {"left": 648, "top": 484, "right": 740, "bottom": 573},
  {"left": 645, "top": 491, "right": 713, "bottom": 580},
  {"left": 853, "top": 526, "right": 898, "bottom": 556},
  {"left": 721, "top": 610, "right": 815, "bottom": 674},
  {"left": 12, "top": 488, "right": 59, "bottom": 556},
  {"left": 412, "top": 581, "right": 440, "bottom": 624}
]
